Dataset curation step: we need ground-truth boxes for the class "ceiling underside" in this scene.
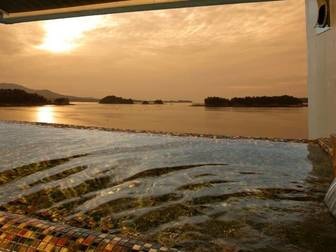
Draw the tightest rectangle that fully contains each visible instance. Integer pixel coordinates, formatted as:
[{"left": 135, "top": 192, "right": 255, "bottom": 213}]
[
  {"left": 0, "top": 0, "right": 129, "bottom": 13},
  {"left": 0, "top": 0, "right": 278, "bottom": 24}
]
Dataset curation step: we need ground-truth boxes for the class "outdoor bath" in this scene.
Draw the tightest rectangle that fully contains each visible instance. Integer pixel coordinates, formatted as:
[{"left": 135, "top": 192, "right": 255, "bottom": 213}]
[{"left": 0, "top": 122, "right": 335, "bottom": 251}]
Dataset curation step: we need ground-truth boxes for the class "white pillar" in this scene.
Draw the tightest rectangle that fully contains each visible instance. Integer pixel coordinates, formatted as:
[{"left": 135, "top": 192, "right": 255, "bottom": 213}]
[{"left": 306, "top": 0, "right": 336, "bottom": 139}]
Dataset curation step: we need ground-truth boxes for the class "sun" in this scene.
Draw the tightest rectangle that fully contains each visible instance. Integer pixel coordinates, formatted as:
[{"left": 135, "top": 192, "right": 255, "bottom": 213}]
[{"left": 38, "top": 16, "right": 103, "bottom": 53}]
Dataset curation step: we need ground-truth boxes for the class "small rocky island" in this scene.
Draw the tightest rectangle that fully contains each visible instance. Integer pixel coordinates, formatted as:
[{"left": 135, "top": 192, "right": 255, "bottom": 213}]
[
  {"left": 99, "top": 95, "right": 134, "bottom": 104},
  {"left": 153, "top": 99, "right": 164, "bottom": 104},
  {"left": 54, "top": 98, "right": 70, "bottom": 105},
  {"left": 99, "top": 96, "right": 165, "bottom": 105},
  {"left": 204, "top": 95, "right": 307, "bottom": 107},
  {"left": 140, "top": 100, "right": 164, "bottom": 105}
]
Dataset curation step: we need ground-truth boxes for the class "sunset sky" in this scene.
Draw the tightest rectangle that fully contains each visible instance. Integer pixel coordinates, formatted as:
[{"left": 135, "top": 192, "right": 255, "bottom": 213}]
[{"left": 0, "top": 0, "right": 307, "bottom": 101}]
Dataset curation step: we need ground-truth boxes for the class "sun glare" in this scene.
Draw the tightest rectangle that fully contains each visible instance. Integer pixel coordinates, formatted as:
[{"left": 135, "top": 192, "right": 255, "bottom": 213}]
[
  {"left": 38, "top": 16, "right": 103, "bottom": 53},
  {"left": 37, "top": 106, "right": 55, "bottom": 123}
]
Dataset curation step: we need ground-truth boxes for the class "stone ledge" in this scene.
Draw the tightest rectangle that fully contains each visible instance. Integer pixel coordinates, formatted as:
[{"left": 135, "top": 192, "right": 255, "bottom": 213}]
[
  {"left": 318, "top": 137, "right": 334, "bottom": 157},
  {"left": 0, "top": 120, "right": 313, "bottom": 144}
]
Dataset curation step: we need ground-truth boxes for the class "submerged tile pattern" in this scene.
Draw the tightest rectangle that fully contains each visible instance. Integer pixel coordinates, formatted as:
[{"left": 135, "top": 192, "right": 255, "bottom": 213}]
[{"left": 0, "top": 211, "right": 173, "bottom": 252}]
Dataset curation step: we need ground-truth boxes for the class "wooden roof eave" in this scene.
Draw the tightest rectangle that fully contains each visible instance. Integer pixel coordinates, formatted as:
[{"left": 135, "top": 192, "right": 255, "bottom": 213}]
[{"left": 0, "top": 0, "right": 280, "bottom": 24}]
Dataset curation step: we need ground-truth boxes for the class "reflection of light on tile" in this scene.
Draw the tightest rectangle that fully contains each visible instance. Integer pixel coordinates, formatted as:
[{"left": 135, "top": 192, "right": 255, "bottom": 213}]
[{"left": 37, "top": 106, "right": 54, "bottom": 123}]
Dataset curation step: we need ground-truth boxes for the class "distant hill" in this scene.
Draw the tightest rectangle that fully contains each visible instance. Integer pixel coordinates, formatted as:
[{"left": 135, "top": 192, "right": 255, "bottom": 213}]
[{"left": 0, "top": 83, "right": 98, "bottom": 102}]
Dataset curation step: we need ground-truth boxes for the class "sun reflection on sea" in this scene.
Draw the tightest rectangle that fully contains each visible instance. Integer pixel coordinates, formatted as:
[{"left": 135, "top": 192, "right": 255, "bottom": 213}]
[{"left": 37, "top": 106, "right": 54, "bottom": 123}]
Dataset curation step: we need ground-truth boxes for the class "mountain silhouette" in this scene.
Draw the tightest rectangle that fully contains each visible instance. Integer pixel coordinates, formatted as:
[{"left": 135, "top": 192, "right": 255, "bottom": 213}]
[{"left": 0, "top": 83, "right": 98, "bottom": 102}]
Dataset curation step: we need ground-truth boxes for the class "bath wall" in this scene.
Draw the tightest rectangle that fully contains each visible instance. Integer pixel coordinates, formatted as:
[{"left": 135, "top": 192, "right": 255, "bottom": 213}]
[{"left": 306, "top": 0, "right": 336, "bottom": 139}]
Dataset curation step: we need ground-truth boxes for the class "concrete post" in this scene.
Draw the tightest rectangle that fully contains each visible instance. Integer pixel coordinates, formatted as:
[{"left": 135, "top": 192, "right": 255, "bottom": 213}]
[{"left": 306, "top": 0, "right": 336, "bottom": 139}]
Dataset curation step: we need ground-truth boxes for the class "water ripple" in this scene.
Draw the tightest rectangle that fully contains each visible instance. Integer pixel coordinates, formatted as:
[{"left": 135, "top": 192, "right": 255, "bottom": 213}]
[{"left": 0, "top": 122, "right": 335, "bottom": 251}]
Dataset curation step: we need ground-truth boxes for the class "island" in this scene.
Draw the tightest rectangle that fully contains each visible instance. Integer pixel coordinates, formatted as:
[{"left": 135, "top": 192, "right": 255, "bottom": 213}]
[
  {"left": 54, "top": 98, "right": 70, "bottom": 105},
  {"left": 99, "top": 95, "right": 134, "bottom": 104},
  {"left": 138, "top": 99, "right": 164, "bottom": 105},
  {"left": 204, "top": 95, "right": 306, "bottom": 107},
  {"left": 153, "top": 99, "right": 164, "bottom": 105},
  {"left": 0, "top": 89, "right": 74, "bottom": 106},
  {"left": 0, "top": 89, "right": 49, "bottom": 106}
]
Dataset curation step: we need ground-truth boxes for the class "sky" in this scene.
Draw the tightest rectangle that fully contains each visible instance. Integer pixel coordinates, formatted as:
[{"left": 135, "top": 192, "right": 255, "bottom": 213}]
[{"left": 0, "top": 0, "right": 307, "bottom": 101}]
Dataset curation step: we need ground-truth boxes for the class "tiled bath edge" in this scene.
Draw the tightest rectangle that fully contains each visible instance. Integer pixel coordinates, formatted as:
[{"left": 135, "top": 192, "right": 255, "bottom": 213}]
[{"left": 0, "top": 211, "right": 175, "bottom": 252}]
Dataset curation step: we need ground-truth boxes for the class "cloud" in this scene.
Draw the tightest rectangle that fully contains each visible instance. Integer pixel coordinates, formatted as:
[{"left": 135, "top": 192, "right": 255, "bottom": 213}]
[
  {"left": 0, "top": 23, "right": 42, "bottom": 55},
  {"left": 0, "top": 0, "right": 307, "bottom": 100}
]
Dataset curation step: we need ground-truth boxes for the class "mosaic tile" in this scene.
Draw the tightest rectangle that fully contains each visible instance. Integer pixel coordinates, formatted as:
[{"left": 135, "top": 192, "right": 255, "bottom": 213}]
[{"left": 0, "top": 211, "right": 178, "bottom": 252}]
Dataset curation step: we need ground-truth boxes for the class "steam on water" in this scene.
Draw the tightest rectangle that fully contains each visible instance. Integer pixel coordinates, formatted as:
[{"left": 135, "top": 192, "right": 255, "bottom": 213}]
[{"left": 0, "top": 122, "right": 335, "bottom": 251}]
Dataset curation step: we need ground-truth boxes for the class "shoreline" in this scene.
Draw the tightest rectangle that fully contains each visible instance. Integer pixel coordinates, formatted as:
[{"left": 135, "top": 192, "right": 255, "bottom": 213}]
[
  {"left": 0, "top": 120, "right": 314, "bottom": 144},
  {"left": 192, "top": 104, "right": 308, "bottom": 108}
]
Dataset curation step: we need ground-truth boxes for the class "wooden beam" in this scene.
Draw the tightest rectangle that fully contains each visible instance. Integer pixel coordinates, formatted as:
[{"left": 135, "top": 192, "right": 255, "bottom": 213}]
[{"left": 0, "top": 0, "right": 280, "bottom": 24}]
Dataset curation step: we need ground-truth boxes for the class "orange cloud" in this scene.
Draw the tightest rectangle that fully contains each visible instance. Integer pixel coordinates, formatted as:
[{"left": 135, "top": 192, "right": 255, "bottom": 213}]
[{"left": 0, "top": 0, "right": 307, "bottom": 100}]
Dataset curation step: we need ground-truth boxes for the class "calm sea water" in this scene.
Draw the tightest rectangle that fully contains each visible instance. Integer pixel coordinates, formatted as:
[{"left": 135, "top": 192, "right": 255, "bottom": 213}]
[
  {"left": 0, "top": 102, "right": 308, "bottom": 139},
  {"left": 0, "top": 122, "right": 335, "bottom": 252}
]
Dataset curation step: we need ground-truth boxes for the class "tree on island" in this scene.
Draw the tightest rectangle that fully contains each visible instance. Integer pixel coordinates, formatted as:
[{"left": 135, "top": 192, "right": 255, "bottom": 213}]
[
  {"left": 204, "top": 95, "right": 305, "bottom": 107},
  {"left": 153, "top": 99, "right": 164, "bottom": 104},
  {"left": 204, "top": 97, "right": 230, "bottom": 107},
  {"left": 54, "top": 98, "right": 70, "bottom": 105},
  {"left": 142, "top": 101, "right": 149, "bottom": 105},
  {"left": 0, "top": 89, "right": 48, "bottom": 106},
  {"left": 99, "top": 95, "right": 134, "bottom": 104}
]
